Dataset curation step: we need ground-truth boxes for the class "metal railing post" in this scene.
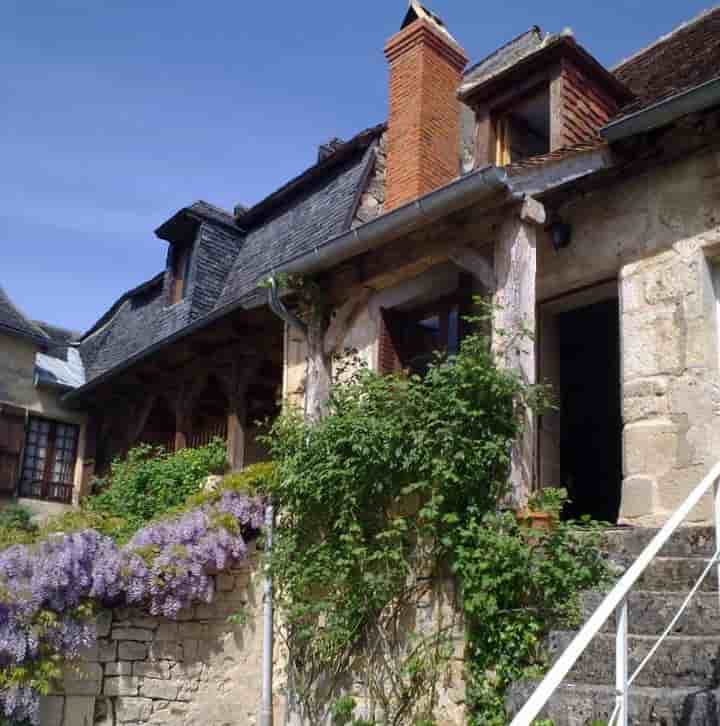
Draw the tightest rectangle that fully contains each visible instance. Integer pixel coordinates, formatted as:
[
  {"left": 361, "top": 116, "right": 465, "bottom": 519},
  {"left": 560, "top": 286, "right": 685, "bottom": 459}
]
[{"left": 616, "top": 597, "right": 629, "bottom": 726}]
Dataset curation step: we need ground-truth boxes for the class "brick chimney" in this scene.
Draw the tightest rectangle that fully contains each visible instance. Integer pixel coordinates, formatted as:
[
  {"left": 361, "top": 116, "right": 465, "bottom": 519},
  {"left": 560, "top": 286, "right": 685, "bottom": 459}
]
[{"left": 383, "top": 2, "right": 468, "bottom": 212}]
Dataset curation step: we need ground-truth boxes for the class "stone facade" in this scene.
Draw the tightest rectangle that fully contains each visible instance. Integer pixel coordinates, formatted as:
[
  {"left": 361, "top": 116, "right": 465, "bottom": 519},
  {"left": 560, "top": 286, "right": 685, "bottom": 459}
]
[
  {"left": 0, "top": 331, "right": 87, "bottom": 507},
  {"left": 537, "top": 147, "right": 720, "bottom": 524},
  {"left": 352, "top": 132, "right": 387, "bottom": 228},
  {"left": 41, "top": 545, "right": 283, "bottom": 726},
  {"left": 284, "top": 572, "right": 466, "bottom": 726}
]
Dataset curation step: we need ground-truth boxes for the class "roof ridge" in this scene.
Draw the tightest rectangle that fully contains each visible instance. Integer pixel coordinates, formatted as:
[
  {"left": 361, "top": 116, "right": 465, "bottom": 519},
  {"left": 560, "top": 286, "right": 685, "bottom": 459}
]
[
  {"left": 612, "top": 5, "right": 720, "bottom": 71},
  {"left": 80, "top": 272, "right": 165, "bottom": 342},
  {"left": 464, "top": 25, "right": 543, "bottom": 77},
  {"left": 239, "top": 122, "right": 385, "bottom": 226},
  {"left": 0, "top": 285, "right": 49, "bottom": 341}
]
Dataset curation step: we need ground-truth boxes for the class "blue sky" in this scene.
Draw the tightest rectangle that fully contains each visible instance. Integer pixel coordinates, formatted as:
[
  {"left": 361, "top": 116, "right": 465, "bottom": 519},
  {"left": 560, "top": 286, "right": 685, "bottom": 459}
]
[{"left": 1, "top": 0, "right": 712, "bottom": 332}]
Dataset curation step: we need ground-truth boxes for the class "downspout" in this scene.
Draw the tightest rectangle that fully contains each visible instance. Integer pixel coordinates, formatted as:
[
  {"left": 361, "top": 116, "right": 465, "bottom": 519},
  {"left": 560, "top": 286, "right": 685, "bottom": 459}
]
[
  {"left": 260, "top": 277, "right": 308, "bottom": 726},
  {"left": 267, "top": 276, "right": 308, "bottom": 335},
  {"left": 259, "top": 501, "right": 275, "bottom": 726}
]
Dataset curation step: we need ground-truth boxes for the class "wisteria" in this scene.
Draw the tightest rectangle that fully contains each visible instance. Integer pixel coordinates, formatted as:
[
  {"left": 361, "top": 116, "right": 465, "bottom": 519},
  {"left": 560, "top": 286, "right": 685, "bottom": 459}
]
[{"left": 0, "top": 492, "right": 265, "bottom": 725}]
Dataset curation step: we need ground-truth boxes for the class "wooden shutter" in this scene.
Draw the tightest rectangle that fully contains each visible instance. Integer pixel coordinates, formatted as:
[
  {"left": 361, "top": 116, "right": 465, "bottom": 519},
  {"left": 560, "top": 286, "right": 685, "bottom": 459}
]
[
  {"left": 0, "top": 407, "right": 25, "bottom": 495},
  {"left": 378, "top": 308, "right": 403, "bottom": 374}
]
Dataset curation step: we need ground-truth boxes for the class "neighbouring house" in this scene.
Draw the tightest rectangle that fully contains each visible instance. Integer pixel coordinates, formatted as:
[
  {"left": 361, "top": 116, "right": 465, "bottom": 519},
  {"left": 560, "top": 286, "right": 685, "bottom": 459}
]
[
  {"left": 4, "top": 1, "right": 720, "bottom": 529},
  {"left": 0, "top": 286, "right": 87, "bottom": 515}
]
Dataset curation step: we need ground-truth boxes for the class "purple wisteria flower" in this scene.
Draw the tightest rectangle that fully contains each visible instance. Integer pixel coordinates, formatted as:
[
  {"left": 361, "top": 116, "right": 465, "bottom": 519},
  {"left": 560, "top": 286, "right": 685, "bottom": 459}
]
[{"left": 0, "top": 492, "right": 264, "bottom": 724}]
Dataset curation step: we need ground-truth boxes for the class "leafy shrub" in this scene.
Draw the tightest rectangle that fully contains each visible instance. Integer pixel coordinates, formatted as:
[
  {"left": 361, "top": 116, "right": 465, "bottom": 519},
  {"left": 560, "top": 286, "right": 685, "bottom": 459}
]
[
  {"left": 0, "top": 504, "right": 33, "bottom": 532},
  {"left": 39, "top": 510, "right": 127, "bottom": 542},
  {"left": 85, "top": 439, "right": 227, "bottom": 538},
  {"left": 220, "top": 461, "right": 276, "bottom": 497},
  {"left": 265, "top": 319, "right": 607, "bottom": 725},
  {"left": 145, "top": 461, "right": 276, "bottom": 525},
  {"left": 455, "top": 510, "right": 607, "bottom": 724},
  {"left": 264, "top": 325, "right": 550, "bottom": 724},
  {"left": 0, "top": 505, "right": 37, "bottom": 549}
]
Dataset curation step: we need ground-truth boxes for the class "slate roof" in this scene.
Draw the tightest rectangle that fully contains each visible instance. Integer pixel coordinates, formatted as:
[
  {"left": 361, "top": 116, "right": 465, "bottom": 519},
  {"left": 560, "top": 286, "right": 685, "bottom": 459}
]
[
  {"left": 78, "top": 273, "right": 182, "bottom": 382},
  {"left": 72, "top": 123, "right": 383, "bottom": 386},
  {"left": 613, "top": 6, "right": 720, "bottom": 116},
  {"left": 216, "top": 139, "right": 378, "bottom": 308},
  {"left": 0, "top": 286, "right": 48, "bottom": 344},
  {"left": 460, "top": 26, "right": 546, "bottom": 97},
  {"left": 35, "top": 349, "right": 86, "bottom": 390}
]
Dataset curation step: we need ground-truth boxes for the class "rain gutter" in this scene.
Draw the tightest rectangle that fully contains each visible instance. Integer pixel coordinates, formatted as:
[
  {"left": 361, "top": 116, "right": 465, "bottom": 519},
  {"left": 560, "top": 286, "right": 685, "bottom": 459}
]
[
  {"left": 63, "top": 165, "right": 508, "bottom": 405},
  {"left": 601, "top": 75, "right": 720, "bottom": 142}
]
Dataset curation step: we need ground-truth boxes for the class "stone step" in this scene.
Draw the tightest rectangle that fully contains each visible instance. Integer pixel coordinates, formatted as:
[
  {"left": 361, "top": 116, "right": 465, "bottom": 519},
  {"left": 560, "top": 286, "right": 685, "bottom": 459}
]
[
  {"left": 610, "top": 556, "right": 720, "bottom": 592},
  {"left": 506, "top": 681, "right": 720, "bottom": 726},
  {"left": 548, "top": 631, "right": 720, "bottom": 688},
  {"left": 582, "top": 591, "right": 720, "bottom": 636},
  {"left": 602, "top": 526, "right": 716, "bottom": 559}
]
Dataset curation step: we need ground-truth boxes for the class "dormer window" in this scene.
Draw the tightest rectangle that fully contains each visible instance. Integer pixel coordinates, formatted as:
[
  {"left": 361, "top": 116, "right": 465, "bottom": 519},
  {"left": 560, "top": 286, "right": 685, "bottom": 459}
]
[
  {"left": 459, "top": 29, "right": 634, "bottom": 169},
  {"left": 493, "top": 87, "right": 550, "bottom": 165},
  {"left": 169, "top": 242, "right": 192, "bottom": 305}
]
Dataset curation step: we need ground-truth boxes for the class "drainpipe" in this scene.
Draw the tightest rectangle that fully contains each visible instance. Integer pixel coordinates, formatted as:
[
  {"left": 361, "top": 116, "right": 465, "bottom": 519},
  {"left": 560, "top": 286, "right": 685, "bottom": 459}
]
[
  {"left": 267, "top": 276, "right": 308, "bottom": 335},
  {"left": 259, "top": 501, "right": 275, "bottom": 726}
]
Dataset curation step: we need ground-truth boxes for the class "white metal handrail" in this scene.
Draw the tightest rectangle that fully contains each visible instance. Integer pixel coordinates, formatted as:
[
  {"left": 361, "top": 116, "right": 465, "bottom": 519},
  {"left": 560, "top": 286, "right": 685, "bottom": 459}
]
[{"left": 510, "top": 459, "right": 720, "bottom": 726}]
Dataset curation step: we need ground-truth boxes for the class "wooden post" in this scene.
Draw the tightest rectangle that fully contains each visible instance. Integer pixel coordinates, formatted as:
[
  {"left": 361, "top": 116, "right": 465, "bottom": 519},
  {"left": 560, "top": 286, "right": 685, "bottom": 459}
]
[
  {"left": 174, "top": 419, "right": 188, "bottom": 452},
  {"left": 226, "top": 408, "right": 246, "bottom": 472},
  {"left": 305, "top": 311, "right": 332, "bottom": 423},
  {"left": 493, "top": 196, "right": 545, "bottom": 508},
  {"left": 218, "top": 360, "right": 260, "bottom": 471}
]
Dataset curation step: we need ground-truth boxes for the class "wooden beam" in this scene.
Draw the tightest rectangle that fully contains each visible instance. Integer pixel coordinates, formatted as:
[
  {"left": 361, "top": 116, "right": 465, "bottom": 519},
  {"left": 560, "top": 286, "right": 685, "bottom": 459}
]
[
  {"left": 324, "top": 287, "right": 373, "bottom": 355},
  {"left": 448, "top": 246, "right": 496, "bottom": 291}
]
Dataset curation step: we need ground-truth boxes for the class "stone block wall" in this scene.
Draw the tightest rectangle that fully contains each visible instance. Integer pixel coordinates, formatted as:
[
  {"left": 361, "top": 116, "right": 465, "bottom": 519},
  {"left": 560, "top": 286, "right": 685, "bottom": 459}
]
[
  {"left": 40, "top": 544, "right": 282, "bottom": 726},
  {"left": 537, "top": 146, "right": 720, "bottom": 524},
  {"left": 619, "top": 230, "right": 720, "bottom": 524}
]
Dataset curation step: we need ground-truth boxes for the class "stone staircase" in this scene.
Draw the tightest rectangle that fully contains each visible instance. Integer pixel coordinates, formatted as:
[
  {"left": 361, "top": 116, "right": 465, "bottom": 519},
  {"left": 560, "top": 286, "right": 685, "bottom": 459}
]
[{"left": 507, "top": 526, "right": 720, "bottom": 725}]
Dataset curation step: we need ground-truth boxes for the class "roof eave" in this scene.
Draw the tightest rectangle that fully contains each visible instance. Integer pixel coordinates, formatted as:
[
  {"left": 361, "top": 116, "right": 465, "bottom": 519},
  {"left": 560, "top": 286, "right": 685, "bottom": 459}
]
[
  {"left": 0, "top": 324, "right": 49, "bottom": 348},
  {"left": 64, "top": 146, "right": 615, "bottom": 405},
  {"left": 602, "top": 75, "right": 720, "bottom": 142},
  {"left": 459, "top": 35, "right": 634, "bottom": 106}
]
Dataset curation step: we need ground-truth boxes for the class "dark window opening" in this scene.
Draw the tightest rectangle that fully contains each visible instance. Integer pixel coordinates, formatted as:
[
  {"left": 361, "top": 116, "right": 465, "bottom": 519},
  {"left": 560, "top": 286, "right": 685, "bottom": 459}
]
[
  {"left": 188, "top": 376, "right": 229, "bottom": 451},
  {"left": 19, "top": 417, "right": 79, "bottom": 504},
  {"left": 381, "top": 277, "right": 474, "bottom": 376},
  {"left": 493, "top": 88, "right": 550, "bottom": 165}
]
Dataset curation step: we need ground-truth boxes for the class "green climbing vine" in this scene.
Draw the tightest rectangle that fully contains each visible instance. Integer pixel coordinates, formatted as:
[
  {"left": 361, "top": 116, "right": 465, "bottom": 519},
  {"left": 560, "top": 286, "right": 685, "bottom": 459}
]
[{"left": 263, "top": 308, "right": 609, "bottom": 725}]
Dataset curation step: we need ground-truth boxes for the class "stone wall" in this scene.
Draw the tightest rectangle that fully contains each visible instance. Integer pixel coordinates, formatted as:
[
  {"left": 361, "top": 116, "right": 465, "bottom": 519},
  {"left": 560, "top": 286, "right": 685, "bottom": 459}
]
[
  {"left": 352, "top": 132, "right": 386, "bottom": 228},
  {"left": 538, "top": 146, "right": 720, "bottom": 524},
  {"left": 284, "top": 572, "right": 466, "bottom": 726},
  {"left": 619, "top": 232, "right": 720, "bottom": 524},
  {"left": 41, "top": 545, "right": 281, "bottom": 726}
]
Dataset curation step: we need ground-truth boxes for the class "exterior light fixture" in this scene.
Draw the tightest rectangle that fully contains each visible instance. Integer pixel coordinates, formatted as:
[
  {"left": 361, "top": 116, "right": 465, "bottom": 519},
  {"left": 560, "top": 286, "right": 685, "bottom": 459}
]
[{"left": 549, "top": 220, "right": 572, "bottom": 251}]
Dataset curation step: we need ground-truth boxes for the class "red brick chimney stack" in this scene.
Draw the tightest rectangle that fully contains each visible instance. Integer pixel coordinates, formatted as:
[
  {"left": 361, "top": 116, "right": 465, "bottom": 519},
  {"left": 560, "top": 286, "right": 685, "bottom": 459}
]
[{"left": 383, "top": 3, "right": 468, "bottom": 212}]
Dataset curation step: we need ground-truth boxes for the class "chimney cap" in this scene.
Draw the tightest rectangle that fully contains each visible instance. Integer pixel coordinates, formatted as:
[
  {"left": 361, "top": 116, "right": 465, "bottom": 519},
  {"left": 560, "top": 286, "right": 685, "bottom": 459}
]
[
  {"left": 318, "top": 137, "right": 346, "bottom": 163},
  {"left": 401, "top": 1, "right": 459, "bottom": 44}
]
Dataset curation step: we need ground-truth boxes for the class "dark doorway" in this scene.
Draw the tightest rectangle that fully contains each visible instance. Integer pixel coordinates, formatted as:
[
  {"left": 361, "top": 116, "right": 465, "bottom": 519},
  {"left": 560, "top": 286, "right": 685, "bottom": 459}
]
[{"left": 558, "top": 298, "right": 622, "bottom": 523}]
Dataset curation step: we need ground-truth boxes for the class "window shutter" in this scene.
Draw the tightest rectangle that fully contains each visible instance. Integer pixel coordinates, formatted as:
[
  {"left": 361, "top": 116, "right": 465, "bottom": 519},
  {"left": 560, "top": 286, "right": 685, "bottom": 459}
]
[
  {"left": 0, "top": 407, "right": 25, "bottom": 495},
  {"left": 378, "top": 308, "right": 402, "bottom": 374}
]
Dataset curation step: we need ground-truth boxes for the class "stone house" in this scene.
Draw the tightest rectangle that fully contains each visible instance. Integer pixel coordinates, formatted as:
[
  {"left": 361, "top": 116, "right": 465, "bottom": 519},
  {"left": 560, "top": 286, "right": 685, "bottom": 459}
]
[
  {"left": 4, "top": 2, "right": 720, "bottom": 528},
  {"left": 0, "top": 286, "right": 87, "bottom": 515}
]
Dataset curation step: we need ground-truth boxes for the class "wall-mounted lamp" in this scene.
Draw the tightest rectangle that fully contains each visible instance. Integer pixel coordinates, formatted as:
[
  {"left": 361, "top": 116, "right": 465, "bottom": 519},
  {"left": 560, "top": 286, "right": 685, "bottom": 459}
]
[{"left": 549, "top": 219, "right": 572, "bottom": 252}]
